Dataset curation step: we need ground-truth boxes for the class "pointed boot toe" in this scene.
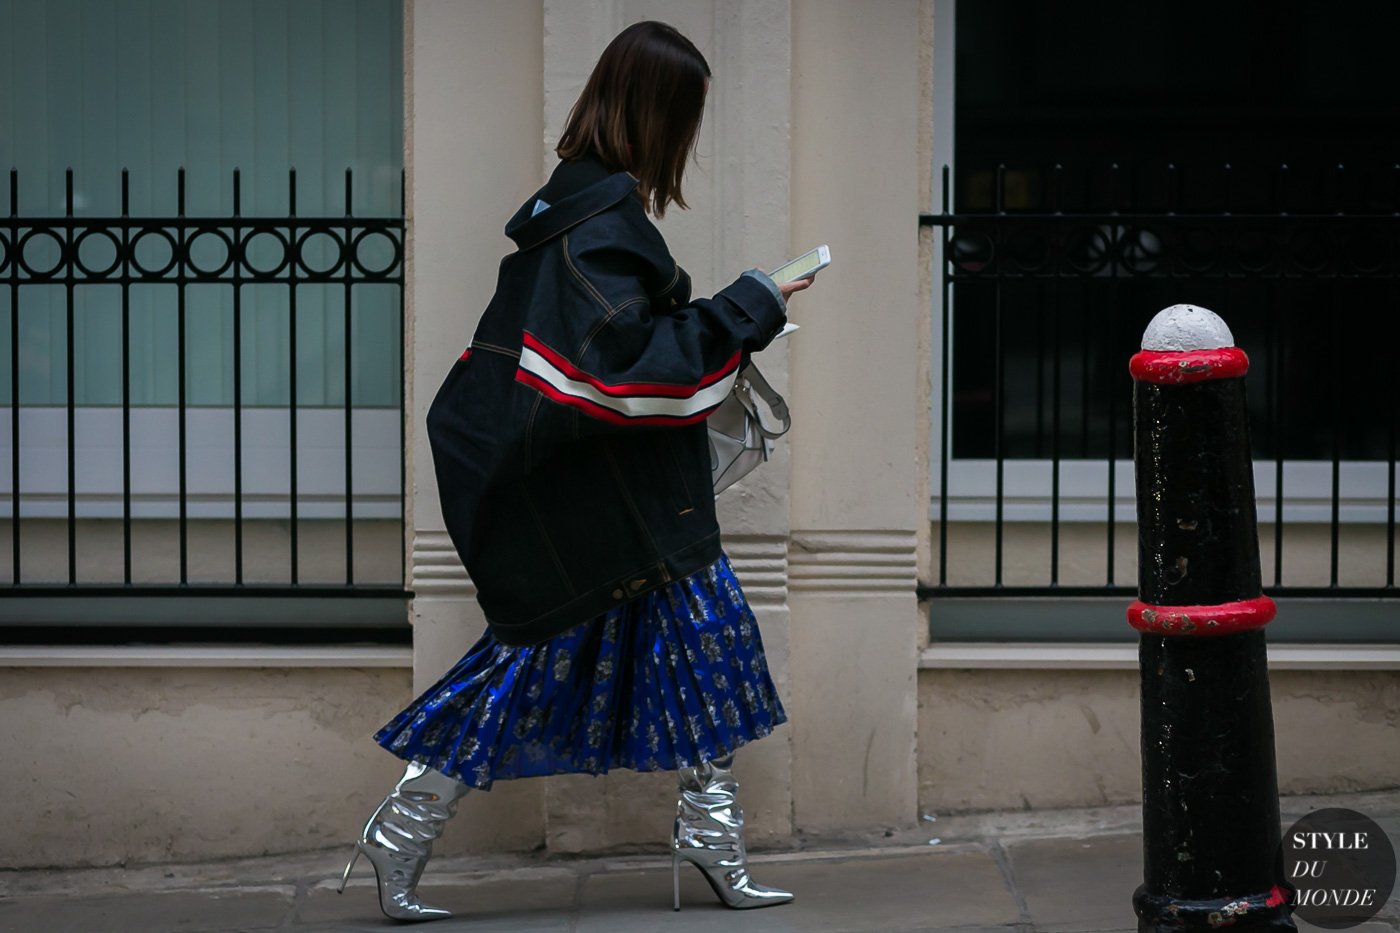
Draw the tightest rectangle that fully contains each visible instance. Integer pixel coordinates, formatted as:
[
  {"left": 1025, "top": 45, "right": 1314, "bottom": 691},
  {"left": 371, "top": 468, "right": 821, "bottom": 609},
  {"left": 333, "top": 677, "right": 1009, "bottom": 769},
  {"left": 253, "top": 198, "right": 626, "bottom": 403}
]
[
  {"left": 337, "top": 761, "right": 469, "bottom": 922},
  {"left": 670, "top": 756, "right": 795, "bottom": 911}
]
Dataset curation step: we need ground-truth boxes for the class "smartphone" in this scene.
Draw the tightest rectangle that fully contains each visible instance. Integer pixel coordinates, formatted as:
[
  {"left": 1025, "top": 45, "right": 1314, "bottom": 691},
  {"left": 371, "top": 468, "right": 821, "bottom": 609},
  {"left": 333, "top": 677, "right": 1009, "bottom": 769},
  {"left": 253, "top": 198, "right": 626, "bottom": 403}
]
[{"left": 769, "top": 245, "right": 831, "bottom": 284}]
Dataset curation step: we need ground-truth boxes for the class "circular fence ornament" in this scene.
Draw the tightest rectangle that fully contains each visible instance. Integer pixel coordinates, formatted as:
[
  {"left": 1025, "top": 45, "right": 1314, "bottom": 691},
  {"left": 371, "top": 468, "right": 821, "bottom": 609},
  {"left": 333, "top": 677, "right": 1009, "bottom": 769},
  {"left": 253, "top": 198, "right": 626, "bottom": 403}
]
[
  {"left": 74, "top": 228, "right": 122, "bottom": 278},
  {"left": 18, "top": 228, "right": 66, "bottom": 278}
]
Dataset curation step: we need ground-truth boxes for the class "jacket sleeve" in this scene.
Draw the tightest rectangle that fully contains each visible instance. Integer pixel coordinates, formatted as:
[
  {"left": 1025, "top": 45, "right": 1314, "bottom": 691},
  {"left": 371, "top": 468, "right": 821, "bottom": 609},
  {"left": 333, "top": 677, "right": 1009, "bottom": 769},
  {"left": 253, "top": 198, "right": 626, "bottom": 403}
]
[{"left": 513, "top": 237, "right": 787, "bottom": 428}]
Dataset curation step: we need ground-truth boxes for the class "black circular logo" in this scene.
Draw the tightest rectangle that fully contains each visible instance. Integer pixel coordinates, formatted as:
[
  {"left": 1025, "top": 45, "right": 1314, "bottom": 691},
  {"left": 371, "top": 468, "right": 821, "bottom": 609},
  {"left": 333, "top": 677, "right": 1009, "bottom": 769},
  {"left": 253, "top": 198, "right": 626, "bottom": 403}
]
[{"left": 1279, "top": 808, "right": 1396, "bottom": 929}]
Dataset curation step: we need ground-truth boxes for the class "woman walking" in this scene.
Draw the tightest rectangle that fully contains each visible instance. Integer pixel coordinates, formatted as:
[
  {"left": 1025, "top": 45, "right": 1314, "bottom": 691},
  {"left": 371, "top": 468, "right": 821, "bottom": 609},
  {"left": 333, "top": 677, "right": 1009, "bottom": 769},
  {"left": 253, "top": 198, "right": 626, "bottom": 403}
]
[{"left": 338, "top": 20, "right": 811, "bottom": 922}]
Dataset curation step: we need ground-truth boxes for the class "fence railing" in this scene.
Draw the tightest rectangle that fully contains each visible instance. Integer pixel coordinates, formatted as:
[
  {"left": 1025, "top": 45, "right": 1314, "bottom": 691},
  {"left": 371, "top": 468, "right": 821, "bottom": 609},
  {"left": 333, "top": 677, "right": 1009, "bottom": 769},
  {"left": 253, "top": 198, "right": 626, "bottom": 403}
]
[
  {"left": 920, "top": 163, "right": 1399, "bottom": 619},
  {"left": 1, "top": 169, "right": 407, "bottom": 636}
]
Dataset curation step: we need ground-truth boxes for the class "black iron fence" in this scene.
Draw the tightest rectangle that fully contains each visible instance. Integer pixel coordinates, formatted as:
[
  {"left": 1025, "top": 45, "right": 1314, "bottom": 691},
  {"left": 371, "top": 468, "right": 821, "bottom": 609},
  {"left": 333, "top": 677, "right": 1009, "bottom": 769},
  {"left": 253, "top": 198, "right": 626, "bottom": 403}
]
[
  {"left": 1, "top": 169, "right": 407, "bottom": 638},
  {"left": 920, "top": 163, "right": 1398, "bottom": 622}
]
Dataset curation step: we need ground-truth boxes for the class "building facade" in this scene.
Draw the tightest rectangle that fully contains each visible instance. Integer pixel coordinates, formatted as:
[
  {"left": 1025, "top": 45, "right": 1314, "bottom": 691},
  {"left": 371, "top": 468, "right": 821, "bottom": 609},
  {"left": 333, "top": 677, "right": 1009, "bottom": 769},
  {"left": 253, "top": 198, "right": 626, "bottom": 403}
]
[{"left": 1, "top": 0, "right": 1396, "bottom": 869}]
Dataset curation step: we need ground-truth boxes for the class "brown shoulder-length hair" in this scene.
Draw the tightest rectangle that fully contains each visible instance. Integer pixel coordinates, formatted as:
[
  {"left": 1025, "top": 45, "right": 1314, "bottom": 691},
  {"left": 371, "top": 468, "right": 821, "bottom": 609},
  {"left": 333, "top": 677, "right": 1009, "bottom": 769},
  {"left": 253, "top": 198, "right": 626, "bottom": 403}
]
[{"left": 556, "top": 21, "right": 710, "bottom": 217}]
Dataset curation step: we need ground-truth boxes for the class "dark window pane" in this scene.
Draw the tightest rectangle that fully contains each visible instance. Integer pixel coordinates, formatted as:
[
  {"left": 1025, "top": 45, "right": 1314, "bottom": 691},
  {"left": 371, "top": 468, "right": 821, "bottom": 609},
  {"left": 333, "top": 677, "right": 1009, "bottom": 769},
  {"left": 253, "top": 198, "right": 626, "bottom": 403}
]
[{"left": 952, "top": 1, "right": 1400, "bottom": 462}]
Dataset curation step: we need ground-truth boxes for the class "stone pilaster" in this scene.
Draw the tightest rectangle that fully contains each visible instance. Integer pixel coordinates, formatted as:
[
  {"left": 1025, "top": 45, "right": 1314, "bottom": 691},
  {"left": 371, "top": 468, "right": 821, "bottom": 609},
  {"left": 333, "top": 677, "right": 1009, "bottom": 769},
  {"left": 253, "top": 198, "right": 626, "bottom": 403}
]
[{"left": 788, "top": 0, "right": 923, "bottom": 832}]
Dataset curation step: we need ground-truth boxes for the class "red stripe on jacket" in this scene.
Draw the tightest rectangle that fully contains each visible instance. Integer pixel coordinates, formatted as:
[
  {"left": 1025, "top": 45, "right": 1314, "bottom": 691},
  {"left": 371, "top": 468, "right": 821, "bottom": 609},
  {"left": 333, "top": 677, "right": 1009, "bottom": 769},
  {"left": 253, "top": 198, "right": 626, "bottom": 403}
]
[
  {"left": 513, "top": 369, "right": 721, "bottom": 427},
  {"left": 521, "top": 331, "right": 740, "bottom": 399}
]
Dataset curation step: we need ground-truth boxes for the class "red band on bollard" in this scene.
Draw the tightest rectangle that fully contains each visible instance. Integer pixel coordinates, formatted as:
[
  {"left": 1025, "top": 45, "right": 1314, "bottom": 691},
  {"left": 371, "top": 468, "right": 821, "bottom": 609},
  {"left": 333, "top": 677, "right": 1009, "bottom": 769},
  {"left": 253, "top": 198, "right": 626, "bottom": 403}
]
[
  {"left": 1128, "top": 595, "right": 1277, "bottom": 636},
  {"left": 1129, "top": 347, "right": 1249, "bottom": 384}
]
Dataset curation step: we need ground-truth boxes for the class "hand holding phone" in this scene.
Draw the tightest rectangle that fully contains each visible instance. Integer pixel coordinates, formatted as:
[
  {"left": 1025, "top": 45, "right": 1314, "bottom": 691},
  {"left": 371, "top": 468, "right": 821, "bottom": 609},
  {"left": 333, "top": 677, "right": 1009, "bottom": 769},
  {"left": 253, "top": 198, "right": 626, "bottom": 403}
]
[{"left": 777, "top": 276, "right": 813, "bottom": 302}]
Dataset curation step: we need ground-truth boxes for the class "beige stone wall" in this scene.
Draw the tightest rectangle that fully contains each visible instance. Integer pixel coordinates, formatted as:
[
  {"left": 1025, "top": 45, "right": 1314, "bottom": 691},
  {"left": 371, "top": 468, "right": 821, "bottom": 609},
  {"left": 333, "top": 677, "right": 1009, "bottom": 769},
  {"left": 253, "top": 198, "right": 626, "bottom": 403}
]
[
  {"left": 0, "top": 667, "right": 411, "bottom": 869},
  {"left": 917, "top": 668, "right": 1400, "bottom": 813},
  {"left": 919, "top": 669, "right": 1141, "bottom": 812}
]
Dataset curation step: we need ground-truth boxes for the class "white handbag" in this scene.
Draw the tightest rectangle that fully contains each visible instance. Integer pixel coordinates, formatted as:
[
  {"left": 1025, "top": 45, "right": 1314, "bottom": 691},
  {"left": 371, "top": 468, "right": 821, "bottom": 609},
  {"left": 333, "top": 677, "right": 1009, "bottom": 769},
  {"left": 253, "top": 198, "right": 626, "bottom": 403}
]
[{"left": 707, "top": 363, "right": 790, "bottom": 494}]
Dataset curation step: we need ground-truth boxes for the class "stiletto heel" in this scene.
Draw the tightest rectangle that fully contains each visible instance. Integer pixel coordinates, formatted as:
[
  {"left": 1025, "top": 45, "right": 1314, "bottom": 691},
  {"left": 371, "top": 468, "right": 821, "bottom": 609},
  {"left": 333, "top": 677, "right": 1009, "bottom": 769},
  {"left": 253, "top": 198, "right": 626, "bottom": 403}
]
[
  {"left": 670, "top": 756, "right": 793, "bottom": 910},
  {"left": 336, "top": 845, "right": 361, "bottom": 894},
  {"left": 338, "top": 761, "right": 470, "bottom": 922}
]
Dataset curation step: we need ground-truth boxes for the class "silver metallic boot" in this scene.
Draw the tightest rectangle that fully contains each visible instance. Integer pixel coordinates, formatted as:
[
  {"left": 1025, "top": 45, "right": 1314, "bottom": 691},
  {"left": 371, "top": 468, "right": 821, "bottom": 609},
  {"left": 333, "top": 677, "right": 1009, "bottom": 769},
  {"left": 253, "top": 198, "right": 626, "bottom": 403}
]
[
  {"left": 337, "top": 761, "right": 470, "bottom": 922},
  {"left": 671, "top": 755, "right": 794, "bottom": 910}
]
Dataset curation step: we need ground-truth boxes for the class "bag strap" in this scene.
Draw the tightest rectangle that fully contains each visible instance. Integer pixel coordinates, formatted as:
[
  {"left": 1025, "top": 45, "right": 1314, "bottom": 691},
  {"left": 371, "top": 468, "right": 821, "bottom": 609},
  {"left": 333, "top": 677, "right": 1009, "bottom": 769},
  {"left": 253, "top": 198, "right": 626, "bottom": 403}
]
[{"left": 739, "top": 364, "right": 791, "bottom": 438}]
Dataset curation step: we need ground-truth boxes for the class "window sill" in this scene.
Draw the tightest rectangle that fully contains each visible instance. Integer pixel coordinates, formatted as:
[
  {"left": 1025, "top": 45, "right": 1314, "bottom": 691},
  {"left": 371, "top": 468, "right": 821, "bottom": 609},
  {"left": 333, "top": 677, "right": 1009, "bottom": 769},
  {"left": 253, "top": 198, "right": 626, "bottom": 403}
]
[
  {"left": 920, "top": 642, "right": 1400, "bottom": 671},
  {"left": 0, "top": 645, "right": 413, "bottom": 668}
]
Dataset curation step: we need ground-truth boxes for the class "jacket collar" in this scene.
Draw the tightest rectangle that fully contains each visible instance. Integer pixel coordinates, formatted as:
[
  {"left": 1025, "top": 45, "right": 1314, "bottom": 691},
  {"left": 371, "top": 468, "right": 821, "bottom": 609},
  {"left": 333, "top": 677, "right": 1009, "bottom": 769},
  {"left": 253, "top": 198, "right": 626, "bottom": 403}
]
[{"left": 505, "top": 162, "right": 640, "bottom": 251}]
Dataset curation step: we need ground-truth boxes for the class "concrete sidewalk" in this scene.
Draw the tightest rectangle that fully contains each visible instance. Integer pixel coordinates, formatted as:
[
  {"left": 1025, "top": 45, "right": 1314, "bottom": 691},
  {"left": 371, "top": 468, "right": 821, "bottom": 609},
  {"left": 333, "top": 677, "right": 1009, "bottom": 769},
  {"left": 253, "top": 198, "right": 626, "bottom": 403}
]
[{"left": 2, "top": 790, "right": 1397, "bottom": 933}]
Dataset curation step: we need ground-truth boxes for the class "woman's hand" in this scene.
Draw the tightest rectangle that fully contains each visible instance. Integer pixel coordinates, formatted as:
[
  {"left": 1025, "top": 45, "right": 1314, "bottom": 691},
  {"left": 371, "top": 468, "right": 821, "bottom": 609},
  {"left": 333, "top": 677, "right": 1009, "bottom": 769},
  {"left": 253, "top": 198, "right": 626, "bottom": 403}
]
[{"left": 777, "top": 275, "right": 814, "bottom": 303}]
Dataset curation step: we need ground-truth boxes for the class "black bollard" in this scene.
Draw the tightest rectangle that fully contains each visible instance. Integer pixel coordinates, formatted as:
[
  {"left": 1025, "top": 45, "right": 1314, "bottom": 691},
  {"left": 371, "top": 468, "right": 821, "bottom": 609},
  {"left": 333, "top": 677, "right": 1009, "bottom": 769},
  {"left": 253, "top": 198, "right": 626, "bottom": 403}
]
[{"left": 1128, "top": 305, "right": 1294, "bottom": 931}]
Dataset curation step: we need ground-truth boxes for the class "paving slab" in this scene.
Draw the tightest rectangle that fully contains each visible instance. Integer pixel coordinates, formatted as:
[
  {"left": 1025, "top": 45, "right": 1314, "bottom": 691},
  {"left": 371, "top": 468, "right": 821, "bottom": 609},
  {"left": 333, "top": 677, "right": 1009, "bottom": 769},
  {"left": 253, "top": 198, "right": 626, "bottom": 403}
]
[
  {"left": 0, "top": 790, "right": 1392, "bottom": 933},
  {"left": 0, "top": 887, "right": 294, "bottom": 933},
  {"left": 0, "top": 850, "right": 347, "bottom": 899},
  {"left": 296, "top": 869, "right": 578, "bottom": 932},
  {"left": 1004, "top": 833, "right": 1142, "bottom": 933},
  {"left": 578, "top": 847, "right": 1021, "bottom": 933},
  {"left": 895, "top": 929, "right": 1036, "bottom": 933}
]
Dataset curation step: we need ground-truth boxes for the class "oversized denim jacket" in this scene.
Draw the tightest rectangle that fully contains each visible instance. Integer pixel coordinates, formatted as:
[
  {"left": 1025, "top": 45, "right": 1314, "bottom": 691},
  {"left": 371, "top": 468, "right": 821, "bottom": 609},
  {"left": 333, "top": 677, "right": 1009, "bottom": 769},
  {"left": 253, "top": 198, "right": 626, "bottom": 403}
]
[{"left": 426, "top": 159, "right": 787, "bottom": 645}]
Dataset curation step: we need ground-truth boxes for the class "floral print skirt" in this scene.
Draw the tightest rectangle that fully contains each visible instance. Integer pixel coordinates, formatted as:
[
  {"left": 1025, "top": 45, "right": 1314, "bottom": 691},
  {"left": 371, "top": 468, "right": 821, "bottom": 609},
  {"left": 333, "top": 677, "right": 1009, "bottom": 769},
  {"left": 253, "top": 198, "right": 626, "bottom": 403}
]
[{"left": 373, "top": 552, "right": 786, "bottom": 789}]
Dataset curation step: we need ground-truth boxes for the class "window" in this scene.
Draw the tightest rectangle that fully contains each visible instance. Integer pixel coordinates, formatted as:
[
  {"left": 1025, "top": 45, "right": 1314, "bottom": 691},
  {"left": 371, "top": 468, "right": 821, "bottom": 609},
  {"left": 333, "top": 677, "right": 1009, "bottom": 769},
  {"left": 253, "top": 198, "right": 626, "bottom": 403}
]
[
  {"left": 1, "top": 1, "right": 407, "bottom": 633},
  {"left": 927, "top": 0, "right": 1399, "bottom": 639}
]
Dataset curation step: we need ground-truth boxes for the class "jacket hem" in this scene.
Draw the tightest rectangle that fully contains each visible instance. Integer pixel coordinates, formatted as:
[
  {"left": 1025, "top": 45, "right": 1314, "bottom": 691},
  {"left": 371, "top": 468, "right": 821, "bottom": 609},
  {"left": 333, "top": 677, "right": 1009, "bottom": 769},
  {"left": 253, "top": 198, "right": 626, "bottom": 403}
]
[{"left": 485, "top": 529, "right": 724, "bottom": 647}]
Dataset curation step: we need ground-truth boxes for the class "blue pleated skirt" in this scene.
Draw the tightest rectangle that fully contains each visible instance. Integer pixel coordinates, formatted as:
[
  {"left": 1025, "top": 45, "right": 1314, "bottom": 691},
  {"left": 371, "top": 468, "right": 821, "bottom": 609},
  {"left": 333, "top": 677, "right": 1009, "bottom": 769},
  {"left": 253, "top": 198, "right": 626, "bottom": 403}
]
[{"left": 374, "top": 552, "right": 786, "bottom": 789}]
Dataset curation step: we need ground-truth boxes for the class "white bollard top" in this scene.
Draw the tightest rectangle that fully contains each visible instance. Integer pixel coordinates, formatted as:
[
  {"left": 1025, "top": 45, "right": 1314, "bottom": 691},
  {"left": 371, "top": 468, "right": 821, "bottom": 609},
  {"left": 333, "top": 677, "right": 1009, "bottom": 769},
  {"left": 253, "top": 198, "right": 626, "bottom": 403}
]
[{"left": 1140, "top": 304, "right": 1235, "bottom": 351}]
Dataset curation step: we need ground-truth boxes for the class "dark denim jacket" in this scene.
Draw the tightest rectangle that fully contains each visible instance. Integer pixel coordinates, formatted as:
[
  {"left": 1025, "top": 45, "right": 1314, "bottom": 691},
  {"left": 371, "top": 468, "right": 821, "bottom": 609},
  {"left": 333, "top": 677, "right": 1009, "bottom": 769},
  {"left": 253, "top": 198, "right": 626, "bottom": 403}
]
[{"left": 426, "top": 159, "right": 787, "bottom": 646}]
